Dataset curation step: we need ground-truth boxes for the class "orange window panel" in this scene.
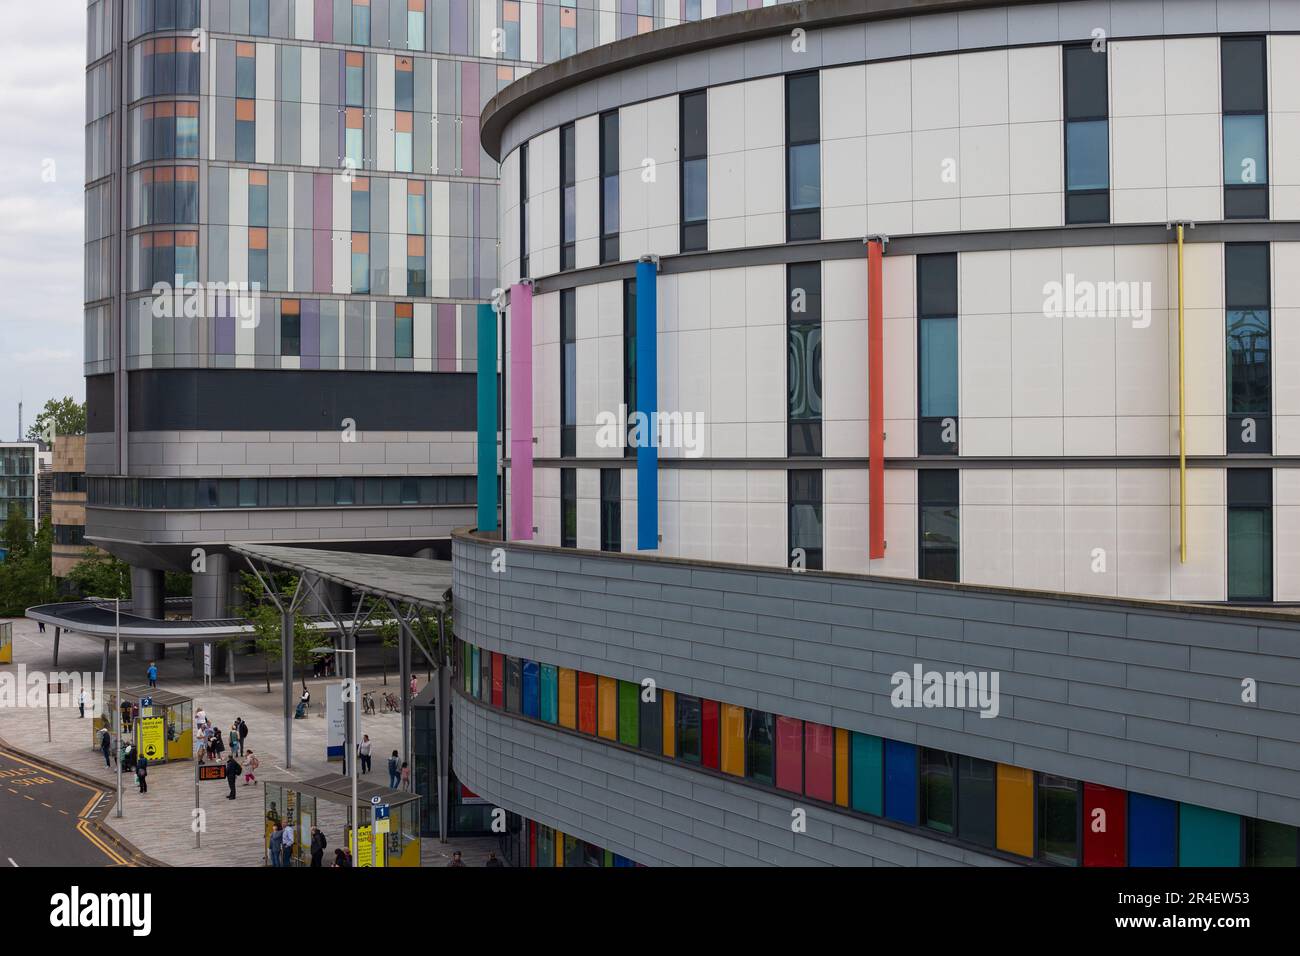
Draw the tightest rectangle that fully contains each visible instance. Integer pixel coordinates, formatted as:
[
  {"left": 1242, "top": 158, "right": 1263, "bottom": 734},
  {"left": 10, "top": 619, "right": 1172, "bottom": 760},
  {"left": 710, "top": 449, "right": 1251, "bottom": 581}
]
[
  {"left": 157, "top": 37, "right": 176, "bottom": 54},
  {"left": 153, "top": 166, "right": 174, "bottom": 183},
  {"left": 345, "top": 107, "right": 363, "bottom": 128},
  {"left": 138, "top": 232, "right": 155, "bottom": 249},
  {"left": 395, "top": 302, "right": 412, "bottom": 319},
  {"left": 996, "top": 764, "right": 1035, "bottom": 857},
  {"left": 396, "top": 111, "right": 412, "bottom": 133},
  {"left": 834, "top": 728, "right": 850, "bottom": 807},
  {"left": 351, "top": 176, "right": 369, "bottom": 192},
  {"left": 346, "top": 52, "right": 364, "bottom": 68},
  {"left": 597, "top": 676, "right": 617, "bottom": 741},
  {"left": 560, "top": 7, "right": 576, "bottom": 27},
  {"left": 174, "top": 166, "right": 198, "bottom": 182},
  {"left": 248, "top": 227, "right": 268, "bottom": 250},
  {"left": 504, "top": 1, "right": 520, "bottom": 22},
  {"left": 248, "top": 169, "right": 267, "bottom": 186},
  {"left": 497, "top": 66, "right": 513, "bottom": 81},
  {"left": 351, "top": 232, "right": 369, "bottom": 253},
  {"left": 407, "top": 179, "right": 424, "bottom": 195},
  {"left": 720, "top": 704, "right": 745, "bottom": 776},
  {"left": 236, "top": 99, "right": 256, "bottom": 122},
  {"left": 637, "top": 15, "right": 652, "bottom": 33},
  {"left": 554, "top": 831, "right": 564, "bottom": 867},
  {"left": 282, "top": 299, "right": 300, "bottom": 316},
  {"left": 408, "top": 0, "right": 423, "bottom": 10},
  {"left": 397, "top": 56, "right": 412, "bottom": 71},
  {"left": 154, "top": 101, "right": 175, "bottom": 118},
  {"left": 175, "top": 231, "right": 197, "bottom": 247},
  {"left": 176, "top": 102, "right": 199, "bottom": 118},
  {"left": 557, "top": 668, "right": 576, "bottom": 729},
  {"left": 661, "top": 690, "right": 675, "bottom": 758},
  {"left": 407, "top": 235, "right": 424, "bottom": 256},
  {"left": 236, "top": 41, "right": 255, "bottom": 58}
]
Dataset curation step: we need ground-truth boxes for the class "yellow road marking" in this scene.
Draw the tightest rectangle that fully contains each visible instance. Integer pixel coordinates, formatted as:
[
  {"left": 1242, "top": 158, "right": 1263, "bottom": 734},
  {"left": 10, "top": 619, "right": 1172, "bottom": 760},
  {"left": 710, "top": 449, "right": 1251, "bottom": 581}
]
[{"left": 76, "top": 820, "right": 130, "bottom": 866}]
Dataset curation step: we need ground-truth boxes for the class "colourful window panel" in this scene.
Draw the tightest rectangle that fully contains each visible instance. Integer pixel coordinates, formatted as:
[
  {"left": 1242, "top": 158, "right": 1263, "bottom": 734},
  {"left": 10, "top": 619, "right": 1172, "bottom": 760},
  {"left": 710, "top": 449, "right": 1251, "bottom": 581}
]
[
  {"left": 774, "top": 716, "right": 803, "bottom": 794},
  {"left": 461, "top": 641, "right": 471, "bottom": 693},
  {"left": 470, "top": 647, "right": 480, "bottom": 699},
  {"left": 661, "top": 690, "right": 675, "bottom": 758},
  {"left": 1128, "top": 793, "right": 1177, "bottom": 866},
  {"left": 719, "top": 704, "right": 745, "bottom": 777},
  {"left": 521, "top": 660, "right": 539, "bottom": 719},
  {"left": 1244, "top": 818, "right": 1299, "bottom": 867},
  {"left": 701, "top": 699, "right": 720, "bottom": 769},
  {"left": 834, "top": 728, "right": 850, "bottom": 807},
  {"left": 1082, "top": 783, "right": 1126, "bottom": 867},
  {"left": 539, "top": 664, "right": 558, "bottom": 724},
  {"left": 995, "top": 764, "right": 1034, "bottom": 857},
  {"left": 1179, "top": 804, "right": 1241, "bottom": 867},
  {"left": 557, "top": 667, "right": 576, "bottom": 729},
  {"left": 577, "top": 672, "right": 597, "bottom": 735},
  {"left": 490, "top": 652, "right": 503, "bottom": 708},
  {"left": 884, "top": 740, "right": 918, "bottom": 826},
  {"left": 639, "top": 689, "right": 662, "bottom": 755},
  {"left": 617, "top": 680, "right": 639, "bottom": 747},
  {"left": 850, "top": 732, "right": 883, "bottom": 816},
  {"left": 597, "top": 676, "right": 617, "bottom": 740},
  {"left": 804, "top": 722, "right": 835, "bottom": 803}
]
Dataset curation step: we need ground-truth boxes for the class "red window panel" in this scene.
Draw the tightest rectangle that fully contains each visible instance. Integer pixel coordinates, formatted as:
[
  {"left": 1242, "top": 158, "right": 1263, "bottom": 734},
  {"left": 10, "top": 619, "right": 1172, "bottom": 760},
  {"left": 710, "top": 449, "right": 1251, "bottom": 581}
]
[
  {"left": 1083, "top": 782, "right": 1126, "bottom": 867},
  {"left": 529, "top": 820, "right": 537, "bottom": 868},
  {"left": 775, "top": 716, "right": 803, "bottom": 794},
  {"left": 490, "top": 652, "right": 503, "bottom": 708},
  {"left": 804, "top": 721, "right": 834, "bottom": 802},
  {"left": 701, "top": 699, "right": 720, "bottom": 770},
  {"left": 577, "top": 672, "right": 597, "bottom": 735}
]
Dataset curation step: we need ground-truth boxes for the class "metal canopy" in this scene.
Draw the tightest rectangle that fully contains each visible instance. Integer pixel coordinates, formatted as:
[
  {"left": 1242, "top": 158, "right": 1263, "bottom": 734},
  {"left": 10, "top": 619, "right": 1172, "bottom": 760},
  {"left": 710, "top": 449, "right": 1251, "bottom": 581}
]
[
  {"left": 231, "top": 544, "right": 453, "bottom": 609},
  {"left": 263, "top": 774, "right": 419, "bottom": 809}
]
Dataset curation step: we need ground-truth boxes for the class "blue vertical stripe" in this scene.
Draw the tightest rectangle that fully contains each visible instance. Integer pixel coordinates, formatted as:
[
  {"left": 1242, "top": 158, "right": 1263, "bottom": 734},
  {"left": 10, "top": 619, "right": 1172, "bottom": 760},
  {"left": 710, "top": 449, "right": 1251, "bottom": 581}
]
[
  {"left": 1128, "top": 793, "right": 1178, "bottom": 866},
  {"left": 635, "top": 259, "right": 658, "bottom": 550},
  {"left": 476, "top": 303, "right": 498, "bottom": 532},
  {"left": 522, "top": 659, "right": 540, "bottom": 719},
  {"left": 883, "top": 740, "right": 918, "bottom": 826}
]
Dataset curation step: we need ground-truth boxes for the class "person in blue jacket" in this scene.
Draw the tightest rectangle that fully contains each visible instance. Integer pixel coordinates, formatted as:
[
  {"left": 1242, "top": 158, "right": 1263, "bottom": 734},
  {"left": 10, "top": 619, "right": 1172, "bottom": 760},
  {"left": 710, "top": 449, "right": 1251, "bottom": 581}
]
[{"left": 146, "top": 662, "right": 158, "bottom": 688}]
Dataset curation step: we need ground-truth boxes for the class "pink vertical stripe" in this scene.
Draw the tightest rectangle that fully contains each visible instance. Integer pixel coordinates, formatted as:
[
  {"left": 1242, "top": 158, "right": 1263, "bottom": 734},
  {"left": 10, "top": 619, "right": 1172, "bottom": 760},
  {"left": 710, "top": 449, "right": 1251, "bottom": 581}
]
[
  {"left": 437, "top": 304, "right": 457, "bottom": 372},
  {"left": 509, "top": 283, "right": 533, "bottom": 541},
  {"left": 461, "top": 62, "right": 480, "bottom": 177},
  {"left": 314, "top": 0, "right": 332, "bottom": 41}
]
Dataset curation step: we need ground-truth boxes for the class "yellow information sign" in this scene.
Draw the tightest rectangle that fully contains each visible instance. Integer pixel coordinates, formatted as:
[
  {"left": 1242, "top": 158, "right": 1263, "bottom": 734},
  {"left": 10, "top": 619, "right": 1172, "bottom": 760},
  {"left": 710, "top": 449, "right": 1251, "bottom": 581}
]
[
  {"left": 356, "top": 825, "right": 386, "bottom": 867},
  {"left": 138, "top": 716, "right": 166, "bottom": 762}
]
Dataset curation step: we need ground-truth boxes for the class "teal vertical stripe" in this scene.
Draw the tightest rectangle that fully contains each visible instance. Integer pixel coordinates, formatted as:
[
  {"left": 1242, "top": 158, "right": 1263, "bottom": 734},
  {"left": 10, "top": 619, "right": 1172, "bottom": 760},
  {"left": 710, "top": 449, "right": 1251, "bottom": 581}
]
[
  {"left": 539, "top": 664, "right": 558, "bottom": 724},
  {"left": 476, "top": 303, "right": 498, "bottom": 531},
  {"left": 850, "top": 732, "right": 883, "bottom": 816},
  {"left": 1179, "top": 804, "right": 1241, "bottom": 866}
]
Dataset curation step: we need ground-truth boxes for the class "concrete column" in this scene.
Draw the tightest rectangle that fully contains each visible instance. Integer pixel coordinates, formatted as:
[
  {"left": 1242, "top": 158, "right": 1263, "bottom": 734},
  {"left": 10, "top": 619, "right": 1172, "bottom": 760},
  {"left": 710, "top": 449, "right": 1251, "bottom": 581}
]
[
  {"left": 130, "top": 566, "right": 166, "bottom": 660},
  {"left": 281, "top": 609, "right": 294, "bottom": 769},
  {"left": 191, "top": 551, "right": 230, "bottom": 620},
  {"left": 52, "top": 627, "right": 60, "bottom": 667}
]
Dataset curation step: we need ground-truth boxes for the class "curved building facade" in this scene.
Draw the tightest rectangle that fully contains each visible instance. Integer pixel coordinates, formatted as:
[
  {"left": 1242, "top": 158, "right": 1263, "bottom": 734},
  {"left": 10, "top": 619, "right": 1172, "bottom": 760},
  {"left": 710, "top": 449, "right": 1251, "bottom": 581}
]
[{"left": 458, "top": 0, "right": 1300, "bottom": 865}]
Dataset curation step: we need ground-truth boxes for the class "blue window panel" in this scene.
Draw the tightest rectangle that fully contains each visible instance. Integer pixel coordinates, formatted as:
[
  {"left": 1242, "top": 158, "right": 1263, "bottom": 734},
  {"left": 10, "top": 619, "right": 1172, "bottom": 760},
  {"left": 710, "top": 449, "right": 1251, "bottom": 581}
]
[
  {"left": 682, "top": 158, "right": 707, "bottom": 223},
  {"left": 1223, "top": 114, "right": 1268, "bottom": 185},
  {"left": 1179, "top": 804, "right": 1241, "bottom": 867},
  {"left": 1066, "top": 120, "right": 1109, "bottom": 190},
  {"left": 539, "top": 664, "right": 558, "bottom": 723},
  {"left": 787, "top": 142, "right": 821, "bottom": 211},
  {"left": 521, "top": 660, "right": 540, "bottom": 719},
  {"left": 883, "top": 740, "right": 918, "bottom": 826},
  {"left": 471, "top": 647, "right": 480, "bottom": 699},
  {"left": 1128, "top": 792, "right": 1177, "bottom": 866},
  {"left": 635, "top": 259, "right": 658, "bottom": 550},
  {"left": 919, "top": 316, "right": 959, "bottom": 418},
  {"left": 476, "top": 303, "right": 498, "bottom": 532}
]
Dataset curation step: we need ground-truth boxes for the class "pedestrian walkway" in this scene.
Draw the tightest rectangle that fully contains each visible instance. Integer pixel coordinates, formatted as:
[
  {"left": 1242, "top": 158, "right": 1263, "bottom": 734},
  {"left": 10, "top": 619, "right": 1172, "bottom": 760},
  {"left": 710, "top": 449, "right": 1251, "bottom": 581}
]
[{"left": 0, "top": 617, "right": 478, "bottom": 867}]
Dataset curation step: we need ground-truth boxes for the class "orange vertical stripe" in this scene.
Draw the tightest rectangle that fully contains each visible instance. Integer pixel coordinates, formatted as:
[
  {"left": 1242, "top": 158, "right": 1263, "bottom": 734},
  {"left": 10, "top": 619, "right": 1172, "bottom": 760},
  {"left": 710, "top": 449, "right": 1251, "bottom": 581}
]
[
  {"left": 996, "top": 764, "right": 1035, "bottom": 857},
  {"left": 720, "top": 704, "right": 745, "bottom": 776},
  {"left": 661, "top": 690, "right": 675, "bottom": 758},
  {"left": 867, "top": 238, "right": 885, "bottom": 560},
  {"left": 597, "top": 676, "right": 617, "bottom": 740},
  {"left": 834, "top": 728, "right": 850, "bottom": 807},
  {"left": 557, "top": 668, "right": 576, "bottom": 729}
]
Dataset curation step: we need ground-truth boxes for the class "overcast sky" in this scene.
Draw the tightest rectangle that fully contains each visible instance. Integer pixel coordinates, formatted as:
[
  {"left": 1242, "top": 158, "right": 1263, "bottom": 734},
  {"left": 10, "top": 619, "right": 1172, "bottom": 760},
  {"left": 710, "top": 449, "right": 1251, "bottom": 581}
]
[{"left": 0, "top": 4, "right": 86, "bottom": 440}]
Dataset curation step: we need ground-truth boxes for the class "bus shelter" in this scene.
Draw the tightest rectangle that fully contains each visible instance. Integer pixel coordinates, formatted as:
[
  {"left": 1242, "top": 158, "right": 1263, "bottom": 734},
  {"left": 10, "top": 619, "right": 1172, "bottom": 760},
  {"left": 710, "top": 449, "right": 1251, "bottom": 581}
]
[
  {"left": 263, "top": 775, "right": 420, "bottom": 867},
  {"left": 93, "top": 686, "right": 193, "bottom": 764}
]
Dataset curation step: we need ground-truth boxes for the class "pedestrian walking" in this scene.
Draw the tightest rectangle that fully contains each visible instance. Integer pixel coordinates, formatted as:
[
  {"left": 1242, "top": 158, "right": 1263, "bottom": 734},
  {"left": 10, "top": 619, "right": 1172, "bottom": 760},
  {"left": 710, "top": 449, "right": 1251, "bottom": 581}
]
[
  {"left": 269, "top": 822, "right": 283, "bottom": 867},
  {"left": 135, "top": 755, "right": 148, "bottom": 794},
  {"left": 78, "top": 689, "right": 86, "bottom": 719},
  {"left": 400, "top": 761, "right": 410, "bottom": 790},
  {"left": 99, "top": 728, "right": 112, "bottom": 767},
  {"left": 281, "top": 821, "right": 295, "bottom": 867},
  {"left": 448, "top": 850, "right": 465, "bottom": 867},
  {"left": 146, "top": 661, "right": 158, "bottom": 688},
  {"left": 332, "top": 848, "right": 351, "bottom": 868},
  {"left": 410, "top": 674, "right": 418, "bottom": 699},
  {"left": 37, "top": 620, "right": 45, "bottom": 633},
  {"left": 225, "top": 754, "right": 241, "bottom": 800},
  {"left": 243, "top": 751, "right": 260, "bottom": 785},
  {"left": 387, "top": 751, "right": 400, "bottom": 789},
  {"left": 237, "top": 717, "right": 248, "bottom": 752},
  {"left": 310, "top": 827, "right": 326, "bottom": 868},
  {"left": 485, "top": 851, "right": 503, "bottom": 867},
  {"left": 358, "top": 735, "right": 372, "bottom": 774},
  {"left": 211, "top": 726, "right": 225, "bottom": 761},
  {"left": 229, "top": 721, "right": 241, "bottom": 757}
]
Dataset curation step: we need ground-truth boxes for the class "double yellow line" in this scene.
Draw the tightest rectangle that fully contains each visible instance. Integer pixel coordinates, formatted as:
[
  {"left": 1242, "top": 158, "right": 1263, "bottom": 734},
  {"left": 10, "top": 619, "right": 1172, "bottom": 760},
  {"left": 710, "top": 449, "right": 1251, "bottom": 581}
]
[{"left": 0, "top": 748, "right": 134, "bottom": 867}]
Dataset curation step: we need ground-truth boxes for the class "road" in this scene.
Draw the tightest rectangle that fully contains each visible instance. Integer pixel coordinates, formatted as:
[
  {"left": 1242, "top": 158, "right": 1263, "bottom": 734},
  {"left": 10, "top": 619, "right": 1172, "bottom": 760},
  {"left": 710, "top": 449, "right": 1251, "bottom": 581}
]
[{"left": 0, "top": 748, "right": 130, "bottom": 867}]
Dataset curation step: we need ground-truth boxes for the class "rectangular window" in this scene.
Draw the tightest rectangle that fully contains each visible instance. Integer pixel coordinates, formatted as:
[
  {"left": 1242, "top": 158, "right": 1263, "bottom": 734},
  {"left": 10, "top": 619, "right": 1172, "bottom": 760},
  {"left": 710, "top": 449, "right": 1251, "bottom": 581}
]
[
  {"left": 406, "top": 179, "right": 425, "bottom": 233},
  {"left": 501, "top": 1, "right": 520, "bottom": 59},
  {"left": 675, "top": 694, "right": 702, "bottom": 764},
  {"left": 1063, "top": 43, "right": 1109, "bottom": 224},
  {"left": 395, "top": 302, "right": 413, "bottom": 359},
  {"left": 788, "top": 469, "right": 823, "bottom": 571},
  {"left": 883, "top": 740, "right": 918, "bottom": 826},
  {"left": 918, "top": 469, "right": 959, "bottom": 582},
  {"left": 345, "top": 53, "right": 364, "bottom": 108},
  {"left": 248, "top": 170, "right": 268, "bottom": 227},
  {"left": 352, "top": 0, "right": 371, "bottom": 45},
  {"left": 638, "top": 689, "right": 661, "bottom": 755},
  {"left": 917, "top": 253, "right": 959, "bottom": 454},
  {"left": 235, "top": 43, "right": 256, "bottom": 98},
  {"left": 622, "top": 279, "right": 637, "bottom": 458},
  {"left": 557, "top": 667, "right": 576, "bottom": 728},
  {"left": 1222, "top": 36, "right": 1268, "bottom": 219},
  {"left": 560, "top": 467, "right": 577, "bottom": 549},
  {"left": 395, "top": 57, "right": 414, "bottom": 111},
  {"left": 396, "top": 111, "right": 413, "bottom": 172},
  {"left": 249, "top": 0, "right": 269, "bottom": 35},
  {"left": 344, "top": 107, "right": 364, "bottom": 167},
  {"left": 787, "top": 262, "right": 822, "bottom": 456},
  {"left": 248, "top": 228, "right": 268, "bottom": 288},
  {"left": 599, "top": 468, "right": 620, "bottom": 552},
  {"left": 519, "top": 141, "right": 529, "bottom": 276},
  {"left": 785, "top": 72, "right": 820, "bottom": 241},
  {"left": 745, "top": 709, "right": 775, "bottom": 785},
  {"left": 505, "top": 657, "right": 522, "bottom": 713},
  {"left": 280, "top": 300, "right": 301, "bottom": 357},
  {"left": 1225, "top": 243, "right": 1271, "bottom": 453},
  {"left": 597, "top": 676, "right": 617, "bottom": 740},
  {"left": 1037, "top": 773, "right": 1080, "bottom": 866},
  {"left": 850, "top": 732, "right": 883, "bottom": 816},
  {"left": 350, "top": 232, "right": 370, "bottom": 293},
  {"left": 1243, "top": 818, "right": 1298, "bottom": 867},
  {"left": 957, "top": 755, "right": 997, "bottom": 849},
  {"left": 576, "top": 672, "right": 597, "bottom": 734},
  {"left": 560, "top": 289, "right": 576, "bottom": 457},
  {"left": 521, "top": 660, "right": 539, "bottom": 718},
  {"left": 599, "top": 110, "right": 619, "bottom": 263},
  {"left": 350, "top": 177, "right": 370, "bottom": 231},
  {"left": 406, "top": 235, "right": 425, "bottom": 296},
  {"left": 617, "top": 680, "right": 639, "bottom": 747},
  {"left": 539, "top": 663, "right": 557, "bottom": 722},
  {"left": 680, "top": 91, "right": 708, "bottom": 252},
  {"left": 235, "top": 99, "right": 256, "bottom": 162},
  {"left": 700, "top": 699, "right": 720, "bottom": 770},
  {"left": 920, "top": 748, "right": 955, "bottom": 834},
  {"left": 774, "top": 716, "right": 803, "bottom": 794},
  {"left": 560, "top": 122, "right": 576, "bottom": 270},
  {"left": 804, "top": 722, "right": 834, "bottom": 802},
  {"left": 1227, "top": 468, "right": 1272, "bottom": 601},
  {"left": 720, "top": 704, "right": 745, "bottom": 777}
]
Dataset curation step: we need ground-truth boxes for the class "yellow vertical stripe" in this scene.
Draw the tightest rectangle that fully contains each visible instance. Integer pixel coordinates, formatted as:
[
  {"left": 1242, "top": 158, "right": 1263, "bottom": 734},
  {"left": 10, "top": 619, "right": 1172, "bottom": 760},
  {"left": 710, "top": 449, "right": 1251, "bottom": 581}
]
[
  {"left": 720, "top": 704, "right": 745, "bottom": 776},
  {"left": 834, "top": 728, "right": 850, "bottom": 807},
  {"left": 1177, "top": 223, "right": 1187, "bottom": 563},
  {"left": 555, "top": 831, "right": 564, "bottom": 867},
  {"left": 557, "top": 668, "right": 576, "bottom": 729},
  {"left": 597, "top": 675, "right": 617, "bottom": 740},
  {"left": 661, "top": 690, "right": 675, "bottom": 758},
  {"left": 996, "top": 764, "right": 1035, "bottom": 858}
]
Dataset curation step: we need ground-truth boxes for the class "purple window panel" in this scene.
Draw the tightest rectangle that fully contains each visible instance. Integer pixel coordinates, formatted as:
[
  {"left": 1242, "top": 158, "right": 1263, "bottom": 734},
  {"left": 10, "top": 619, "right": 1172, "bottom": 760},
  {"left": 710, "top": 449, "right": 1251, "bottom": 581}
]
[
  {"left": 314, "top": 0, "right": 332, "bottom": 42},
  {"left": 450, "top": 0, "right": 467, "bottom": 54},
  {"left": 313, "top": 174, "right": 332, "bottom": 293},
  {"left": 461, "top": 62, "right": 479, "bottom": 177},
  {"left": 509, "top": 283, "right": 533, "bottom": 541}
]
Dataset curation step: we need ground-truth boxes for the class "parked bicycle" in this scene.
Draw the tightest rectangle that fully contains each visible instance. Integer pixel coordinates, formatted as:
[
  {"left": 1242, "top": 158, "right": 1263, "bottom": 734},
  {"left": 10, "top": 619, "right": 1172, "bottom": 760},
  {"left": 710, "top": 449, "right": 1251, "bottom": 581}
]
[{"left": 382, "top": 692, "right": 400, "bottom": 713}]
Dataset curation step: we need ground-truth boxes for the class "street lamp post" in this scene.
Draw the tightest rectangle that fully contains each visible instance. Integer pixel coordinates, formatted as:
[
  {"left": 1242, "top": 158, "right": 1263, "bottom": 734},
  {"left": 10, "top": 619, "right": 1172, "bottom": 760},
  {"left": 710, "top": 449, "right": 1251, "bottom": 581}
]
[
  {"left": 335, "top": 643, "right": 359, "bottom": 864},
  {"left": 114, "top": 597, "right": 122, "bottom": 818}
]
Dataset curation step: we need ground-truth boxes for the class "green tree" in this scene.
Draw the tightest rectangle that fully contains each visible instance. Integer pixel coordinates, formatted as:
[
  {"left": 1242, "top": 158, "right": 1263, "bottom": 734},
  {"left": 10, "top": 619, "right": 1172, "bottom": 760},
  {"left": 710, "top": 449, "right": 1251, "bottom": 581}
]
[
  {"left": 0, "top": 517, "right": 56, "bottom": 615},
  {"left": 26, "top": 397, "right": 86, "bottom": 442},
  {"left": 2, "top": 505, "right": 32, "bottom": 559},
  {"left": 64, "top": 550, "right": 131, "bottom": 599},
  {"left": 371, "top": 596, "right": 399, "bottom": 685}
]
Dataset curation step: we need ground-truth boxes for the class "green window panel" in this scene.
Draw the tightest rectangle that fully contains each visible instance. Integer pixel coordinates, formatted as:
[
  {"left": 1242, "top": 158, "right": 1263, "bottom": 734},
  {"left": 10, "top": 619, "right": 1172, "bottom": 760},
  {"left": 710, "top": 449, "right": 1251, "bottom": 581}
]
[
  {"left": 1179, "top": 804, "right": 1241, "bottom": 867},
  {"left": 617, "top": 680, "right": 639, "bottom": 747},
  {"left": 539, "top": 664, "right": 558, "bottom": 724},
  {"left": 850, "top": 732, "right": 883, "bottom": 816}
]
